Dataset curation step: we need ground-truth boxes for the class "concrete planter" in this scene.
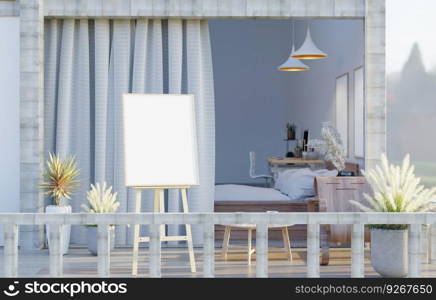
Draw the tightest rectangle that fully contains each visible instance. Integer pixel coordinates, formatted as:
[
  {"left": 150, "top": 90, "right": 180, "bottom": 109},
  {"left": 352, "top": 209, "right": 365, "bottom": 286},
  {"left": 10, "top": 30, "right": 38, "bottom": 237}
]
[
  {"left": 87, "top": 226, "right": 115, "bottom": 256},
  {"left": 371, "top": 228, "right": 408, "bottom": 277},
  {"left": 45, "top": 205, "right": 71, "bottom": 255}
]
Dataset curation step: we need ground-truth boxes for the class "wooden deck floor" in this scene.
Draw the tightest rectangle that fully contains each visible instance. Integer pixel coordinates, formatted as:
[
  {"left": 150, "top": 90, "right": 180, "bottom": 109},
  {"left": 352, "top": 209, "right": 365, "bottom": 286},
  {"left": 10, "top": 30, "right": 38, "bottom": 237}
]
[{"left": 6, "top": 246, "right": 436, "bottom": 278}]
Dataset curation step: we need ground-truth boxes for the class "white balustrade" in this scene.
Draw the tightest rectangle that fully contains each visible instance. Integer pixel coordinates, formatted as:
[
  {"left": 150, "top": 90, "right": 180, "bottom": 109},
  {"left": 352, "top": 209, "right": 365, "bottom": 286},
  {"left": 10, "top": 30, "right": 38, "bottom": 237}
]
[{"left": 0, "top": 212, "right": 434, "bottom": 278}]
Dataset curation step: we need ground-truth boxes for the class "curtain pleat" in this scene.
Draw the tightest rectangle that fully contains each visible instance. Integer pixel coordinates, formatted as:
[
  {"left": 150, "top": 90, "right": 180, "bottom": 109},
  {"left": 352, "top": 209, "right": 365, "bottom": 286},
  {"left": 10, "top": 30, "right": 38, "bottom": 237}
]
[
  {"left": 186, "top": 20, "right": 216, "bottom": 244},
  {"left": 94, "top": 19, "right": 110, "bottom": 184},
  {"left": 111, "top": 20, "right": 131, "bottom": 245},
  {"left": 44, "top": 19, "right": 60, "bottom": 163},
  {"left": 44, "top": 19, "right": 215, "bottom": 246},
  {"left": 127, "top": 19, "right": 149, "bottom": 244},
  {"left": 69, "top": 20, "right": 91, "bottom": 243},
  {"left": 167, "top": 19, "right": 184, "bottom": 239},
  {"left": 56, "top": 19, "right": 75, "bottom": 157}
]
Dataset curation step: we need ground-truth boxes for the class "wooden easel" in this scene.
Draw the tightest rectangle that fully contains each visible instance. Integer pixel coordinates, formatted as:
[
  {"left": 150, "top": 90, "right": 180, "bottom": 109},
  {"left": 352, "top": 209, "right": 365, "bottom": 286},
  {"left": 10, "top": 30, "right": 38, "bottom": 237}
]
[{"left": 131, "top": 186, "right": 196, "bottom": 275}]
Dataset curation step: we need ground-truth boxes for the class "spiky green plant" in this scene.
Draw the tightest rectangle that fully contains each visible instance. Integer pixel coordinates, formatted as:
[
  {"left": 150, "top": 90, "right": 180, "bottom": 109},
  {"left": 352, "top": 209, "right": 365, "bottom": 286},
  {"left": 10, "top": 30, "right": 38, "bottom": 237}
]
[
  {"left": 82, "top": 182, "right": 119, "bottom": 213},
  {"left": 40, "top": 153, "right": 80, "bottom": 206},
  {"left": 350, "top": 154, "right": 436, "bottom": 230}
]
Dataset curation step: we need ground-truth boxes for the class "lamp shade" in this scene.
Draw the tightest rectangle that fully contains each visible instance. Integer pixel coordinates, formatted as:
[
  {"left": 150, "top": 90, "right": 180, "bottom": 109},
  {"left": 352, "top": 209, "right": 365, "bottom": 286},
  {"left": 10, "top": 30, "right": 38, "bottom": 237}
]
[
  {"left": 122, "top": 94, "right": 199, "bottom": 187},
  {"left": 278, "top": 46, "right": 310, "bottom": 71},
  {"left": 292, "top": 28, "right": 327, "bottom": 60}
]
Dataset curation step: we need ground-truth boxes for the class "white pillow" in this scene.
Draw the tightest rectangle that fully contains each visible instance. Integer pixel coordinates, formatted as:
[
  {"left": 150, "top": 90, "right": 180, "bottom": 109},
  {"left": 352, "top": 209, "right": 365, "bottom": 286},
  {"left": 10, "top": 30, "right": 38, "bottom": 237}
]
[
  {"left": 274, "top": 168, "right": 308, "bottom": 191},
  {"left": 277, "top": 168, "right": 338, "bottom": 200}
]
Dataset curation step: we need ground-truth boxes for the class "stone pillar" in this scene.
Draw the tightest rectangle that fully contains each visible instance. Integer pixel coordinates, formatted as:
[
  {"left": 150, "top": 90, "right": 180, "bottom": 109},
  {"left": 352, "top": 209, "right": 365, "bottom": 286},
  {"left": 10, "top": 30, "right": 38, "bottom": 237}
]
[
  {"left": 365, "top": 0, "right": 386, "bottom": 169},
  {"left": 20, "top": 0, "right": 45, "bottom": 249}
]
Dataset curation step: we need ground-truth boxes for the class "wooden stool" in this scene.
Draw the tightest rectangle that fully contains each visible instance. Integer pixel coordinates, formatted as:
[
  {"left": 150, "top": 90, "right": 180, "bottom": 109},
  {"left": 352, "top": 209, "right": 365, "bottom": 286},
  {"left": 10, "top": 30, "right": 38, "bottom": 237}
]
[{"left": 221, "top": 224, "right": 293, "bottom": 265}]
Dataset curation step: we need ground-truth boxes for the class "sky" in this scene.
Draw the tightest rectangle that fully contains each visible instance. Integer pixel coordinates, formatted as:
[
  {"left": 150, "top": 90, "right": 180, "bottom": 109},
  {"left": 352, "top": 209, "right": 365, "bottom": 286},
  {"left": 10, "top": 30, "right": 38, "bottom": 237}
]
[{"left": 387, "top": 0, "right": 436, "bottom": 74}]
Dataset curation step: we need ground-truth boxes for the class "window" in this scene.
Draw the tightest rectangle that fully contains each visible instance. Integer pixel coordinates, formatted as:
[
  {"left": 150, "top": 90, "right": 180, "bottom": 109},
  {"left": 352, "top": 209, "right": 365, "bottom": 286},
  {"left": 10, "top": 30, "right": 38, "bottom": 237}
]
[
  {"left": 354, "top": 66, "right": 364, "bottom": 158},
  {"left": 335, "top": 73, "right": 349, "bottom": 156}
]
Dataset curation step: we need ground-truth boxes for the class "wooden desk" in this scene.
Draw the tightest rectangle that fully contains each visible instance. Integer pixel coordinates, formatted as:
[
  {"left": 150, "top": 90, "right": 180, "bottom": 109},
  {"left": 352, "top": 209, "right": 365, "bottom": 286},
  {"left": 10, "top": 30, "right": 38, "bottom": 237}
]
[
  {"left": 266, "top": 157, "right": 325, "bottom": 180},
  {"left": 267, "top": 157, "right": 324, "bottom": 165}
]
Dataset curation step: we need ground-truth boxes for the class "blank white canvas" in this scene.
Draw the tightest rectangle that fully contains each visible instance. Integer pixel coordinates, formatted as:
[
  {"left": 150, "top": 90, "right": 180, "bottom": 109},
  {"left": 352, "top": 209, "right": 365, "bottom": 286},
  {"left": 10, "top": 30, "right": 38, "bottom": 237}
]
[
  {"left": 354, "top": 67, "right": 365, "bottom": 158},
  {"left": 123, "top": 94, "right": 199, "bottom": 187},
  {"left": 336, "top": 74, "right": 349, "bottom": 156}
]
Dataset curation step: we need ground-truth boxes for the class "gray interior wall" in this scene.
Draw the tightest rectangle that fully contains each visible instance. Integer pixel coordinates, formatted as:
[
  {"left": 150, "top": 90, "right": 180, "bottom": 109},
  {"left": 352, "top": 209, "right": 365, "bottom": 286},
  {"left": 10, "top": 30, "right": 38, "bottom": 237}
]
[
  {"left": 210, "top": 20, "right": 292, "bottom": 184},
  {"left": 287, "top": 20, "right": 365, "bottom": 166},
  {"left": 210, "top": 19, "right": 364, "bottom": 184}
]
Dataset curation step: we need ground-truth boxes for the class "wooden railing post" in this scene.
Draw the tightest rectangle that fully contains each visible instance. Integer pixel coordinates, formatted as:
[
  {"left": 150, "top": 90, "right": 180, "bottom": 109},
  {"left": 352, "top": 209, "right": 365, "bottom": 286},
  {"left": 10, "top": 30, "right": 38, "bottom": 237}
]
[
  {"left": 307, "top": 223, "right": 320, "bottom": 278},
  {"left": 202, "top": 220, "right": 215, "bottom": 278},
  {"left": 256, "top": 224, "right": 268, "bottom": 278},
  {"left": 149, "top": 223, "right": 161, "bottom": 278},
  {"left": 97, "top": 225, "right": 110, "bottom": 277},
  {"left": 351, "top": 223, "right": 365, "bottom": 277},
  {"left": 408, "top": 224, "right": 421, "bottom": 277},
  {"left": 4, "top": 224, "right": 18, "bottom": 277},
  {"left": 49, "top": 224, "right": 63, "bottom": 277}
]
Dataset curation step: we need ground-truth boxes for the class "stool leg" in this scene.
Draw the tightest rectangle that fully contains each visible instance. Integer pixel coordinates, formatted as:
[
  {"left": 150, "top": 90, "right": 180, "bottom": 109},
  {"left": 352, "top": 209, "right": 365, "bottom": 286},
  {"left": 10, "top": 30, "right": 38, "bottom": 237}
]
[
  {"left": 248, "top": 228, "right": 253, "bottom": 265},
  {"left": 222, "top": 226, "right": 231, "bottom": 260},
  {"left": 132, "top": 189, "right": 142, "bottom": 276},
  {"left": 282, "top": 227, "right": 292, "bottom": 261},
  {"left": 181, "top": 188, "right": 197, "bottom": 272}
]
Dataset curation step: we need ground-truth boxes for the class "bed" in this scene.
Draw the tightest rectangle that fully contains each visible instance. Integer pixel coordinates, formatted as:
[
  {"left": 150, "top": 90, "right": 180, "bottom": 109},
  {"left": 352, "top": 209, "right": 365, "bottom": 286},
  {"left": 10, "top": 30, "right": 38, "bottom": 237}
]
[
  {"left": 214, "top": 163, "right": 360, "bottom": 249},
  {"left": 214, "top": 184, "right": 315, "bottom": 246}
]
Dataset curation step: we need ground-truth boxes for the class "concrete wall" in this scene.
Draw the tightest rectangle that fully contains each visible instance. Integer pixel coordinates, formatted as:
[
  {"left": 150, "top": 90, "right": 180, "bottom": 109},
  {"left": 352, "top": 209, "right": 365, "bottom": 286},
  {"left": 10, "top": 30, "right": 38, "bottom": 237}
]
[
  {"left": 211, "top": 19, "right": 364, "bottom": 184},
  {"left": 0, "top": 17, "right": 20, "bottom": 244}
]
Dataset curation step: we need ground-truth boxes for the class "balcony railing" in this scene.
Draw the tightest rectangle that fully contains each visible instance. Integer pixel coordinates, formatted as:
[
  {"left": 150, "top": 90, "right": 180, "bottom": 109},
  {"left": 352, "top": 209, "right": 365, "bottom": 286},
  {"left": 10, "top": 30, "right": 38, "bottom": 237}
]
[{"left": 1, "top": 212, "right": 435, "bottom": 278}]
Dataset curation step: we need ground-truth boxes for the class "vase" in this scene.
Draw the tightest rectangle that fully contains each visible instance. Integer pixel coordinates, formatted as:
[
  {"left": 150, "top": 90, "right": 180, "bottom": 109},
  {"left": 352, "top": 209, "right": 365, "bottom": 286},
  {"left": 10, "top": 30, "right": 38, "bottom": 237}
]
[
  {"left": 87, "top": 226, "right": 115, "bottom": 256},
  {"left": 305, "top": 151, "right": 319, "bottom": 160},
  {"left": 371, "top": 228, "right": 408, "bottom": 277},
  {"left": 45, "top": 204, "right": 72, "bottom": 255}
]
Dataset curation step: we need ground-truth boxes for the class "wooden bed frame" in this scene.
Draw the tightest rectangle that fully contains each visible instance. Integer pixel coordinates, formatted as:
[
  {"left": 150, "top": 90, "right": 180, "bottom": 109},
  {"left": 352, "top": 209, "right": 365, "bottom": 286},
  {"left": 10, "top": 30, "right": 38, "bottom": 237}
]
[
  {"left": 214, "top": 162, "right": 360, "bottom": 265},
  {"left": 214, "top": 200, "right": 313, "bottom": 247}
]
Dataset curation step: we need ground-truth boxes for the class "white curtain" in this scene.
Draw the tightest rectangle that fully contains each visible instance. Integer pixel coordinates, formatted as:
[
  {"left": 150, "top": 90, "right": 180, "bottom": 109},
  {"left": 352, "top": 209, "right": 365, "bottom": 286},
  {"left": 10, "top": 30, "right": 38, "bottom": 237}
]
[{"left": 44, "top": 19, "right": 215, "bottom": 246}]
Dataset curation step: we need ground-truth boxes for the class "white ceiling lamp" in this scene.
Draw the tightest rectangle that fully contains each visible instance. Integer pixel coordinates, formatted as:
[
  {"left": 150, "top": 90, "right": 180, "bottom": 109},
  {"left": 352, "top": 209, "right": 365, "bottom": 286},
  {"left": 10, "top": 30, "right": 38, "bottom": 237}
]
[
  {"left": 278, "top": 21, "right": 309, "bottom": 71},
  {"left": 292, "top": 21, "right": 327, "bottom": 60}
]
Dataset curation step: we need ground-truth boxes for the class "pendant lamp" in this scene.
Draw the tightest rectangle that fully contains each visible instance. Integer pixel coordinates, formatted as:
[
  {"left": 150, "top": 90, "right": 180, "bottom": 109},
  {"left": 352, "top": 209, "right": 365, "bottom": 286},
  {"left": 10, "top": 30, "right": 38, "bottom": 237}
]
[
  {"left": 278, "top": 45, "right": 310, "bottom": 71},
  {"left": 278, "top": 21, "right": 309, "bottom": 71},
  {"left": 292, "top": 23, "right": 327, "bottom": 60}
]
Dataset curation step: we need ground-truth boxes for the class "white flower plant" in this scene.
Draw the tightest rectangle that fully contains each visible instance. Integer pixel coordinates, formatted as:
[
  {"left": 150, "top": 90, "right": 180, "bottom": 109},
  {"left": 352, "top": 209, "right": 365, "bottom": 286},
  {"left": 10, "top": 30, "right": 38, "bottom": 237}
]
[
  {"left": 320, "top": 122, "right": 346, "bottom": 171},
  {"left": 82, "top": 182, "right": 120, "bottom": 227},
  {"left": 351, "top": 154, "right": 436, "bottom": 230}
]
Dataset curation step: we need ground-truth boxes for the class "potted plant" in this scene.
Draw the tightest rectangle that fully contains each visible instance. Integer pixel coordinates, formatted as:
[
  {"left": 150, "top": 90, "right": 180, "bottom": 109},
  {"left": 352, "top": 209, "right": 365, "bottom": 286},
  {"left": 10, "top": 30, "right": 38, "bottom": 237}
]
[
  {"left": 40, "top": 153, "right": 79, "bottom": 255},
  {"left": 320, "top": 122, "right": 346, "bottom": 175},
  {"left": 286, "top": 122, "right": 297, "bottom": 140},
  {"left": 81, "top": 182, "right": 119, "bottom": 255},
  {"left": 351, "top": 154, "right": 436, "bottom": 277}
]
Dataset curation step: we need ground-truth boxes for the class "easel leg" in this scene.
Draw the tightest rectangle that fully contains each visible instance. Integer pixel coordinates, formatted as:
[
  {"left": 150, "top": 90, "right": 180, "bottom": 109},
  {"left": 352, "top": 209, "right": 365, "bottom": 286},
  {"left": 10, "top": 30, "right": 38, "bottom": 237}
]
[
  {"left": 181, "top": 188, "right": 196, "bottom": 273},
  {"left": 132, "top": 189, "right": 142, "bottom": 276},
  {"left": 153, "top": 189, "right": 160, "bottom": 213},
  {"left": 158, "top": 189, "right": 165, "bottom": 239}
]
